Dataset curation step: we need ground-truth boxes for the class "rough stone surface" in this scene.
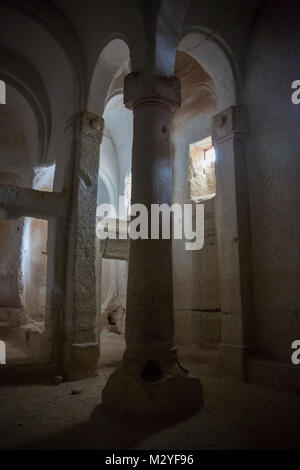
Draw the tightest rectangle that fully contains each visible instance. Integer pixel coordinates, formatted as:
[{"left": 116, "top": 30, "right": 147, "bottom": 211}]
[
  {"left": 64, "top": 112, "right": 104, "bottom": 380},
  {"left": 101, "top": 73, "right": 204, "bottom": 418},
  {"left": 0, "top": 0, "right": 299, "bottom": 436},
  {"left": 102, "top": 364, "right": 203, "bottom": 420},
  {"left": 0, "top": 345, "right": 299, "bottom": 449},
  {"left": 212, "top": 106, "right": 252, "bottom": 377}
]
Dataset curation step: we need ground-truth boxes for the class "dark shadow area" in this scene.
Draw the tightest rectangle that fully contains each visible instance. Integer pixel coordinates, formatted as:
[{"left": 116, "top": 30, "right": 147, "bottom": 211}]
[
  {"left": 13, "top": 404, "right": 202, "bottom": 450},
  {"left": 0, "top": 362, "right": 59, "bottom": 385}
]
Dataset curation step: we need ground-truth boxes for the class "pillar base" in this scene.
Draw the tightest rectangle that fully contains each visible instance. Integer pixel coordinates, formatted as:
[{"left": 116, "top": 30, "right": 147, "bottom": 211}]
[
  {"left": 102, "top": 363, "right": 203, "bottom": 421},
  {"left": 64, "top": 342, "right": 100, "bottom": 381}
]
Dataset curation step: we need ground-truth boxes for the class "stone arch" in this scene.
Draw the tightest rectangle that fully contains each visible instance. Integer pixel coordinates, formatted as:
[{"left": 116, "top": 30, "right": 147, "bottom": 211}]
[
  {"left": 0, "top": 48, "right": 51, "bottom": 166},
  {"left": 1, "top": 0, "right": 85, "bottom": 106},
  {"left": 176, "top": 31, "right": 251, "bottom": 377},
  {"left": 0, "top": 3, "right": 79, "bottom": 174},
  {"left": 178, "top": 30, "right": 238, "bottom": 109},
  {"left": 63, "top": 38, "right": 131, "bottom": 379},
  {"left": 93, "top": 39, "right": 132, "bottom": 338},
  {"left": 87, "top": 38, "right": 130, "bottom": 116},
  {"left": 0, "top": 3, "right": 81, "bottom": 372}
]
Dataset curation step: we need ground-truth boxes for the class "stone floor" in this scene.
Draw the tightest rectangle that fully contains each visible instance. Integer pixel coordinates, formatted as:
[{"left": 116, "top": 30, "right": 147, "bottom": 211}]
[
  {"left": 0, "top": 329, "right": 299, "bottom": 450},
  {"left": 5, "top": 321, "right": 46, "bottom": 364}
]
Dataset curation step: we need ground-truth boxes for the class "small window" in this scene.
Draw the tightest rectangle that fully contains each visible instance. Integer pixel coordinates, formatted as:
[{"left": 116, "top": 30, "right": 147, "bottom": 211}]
[{"left": 188, "top": 137, "right": 216, "bottom": 202}]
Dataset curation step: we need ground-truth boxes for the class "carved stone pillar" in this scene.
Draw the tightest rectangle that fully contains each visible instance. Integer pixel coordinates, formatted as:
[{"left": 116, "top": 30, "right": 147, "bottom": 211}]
[
  {"left": 64, "top": 112, "right": 104, "bottom": 380},
  {"left": 212, "top": 106, "right": 252, "bottom": 378},
  {"left": 102, "top": 73, "right": 203, "bottom": 419}
]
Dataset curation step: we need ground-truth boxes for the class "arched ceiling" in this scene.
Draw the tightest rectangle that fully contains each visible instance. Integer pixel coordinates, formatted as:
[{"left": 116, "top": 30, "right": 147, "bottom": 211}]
[
  {"left": 0, "top": 83, "right": 38, "bottom": 185},
  {"left": 0, "top": 2, "right": 79, "bottom": 186},
  {"left": 104, "top": 50, "right": 216, "bottom": 123},
  {"left": 0, "top": 0, "right": 262, "bottom": 191}
]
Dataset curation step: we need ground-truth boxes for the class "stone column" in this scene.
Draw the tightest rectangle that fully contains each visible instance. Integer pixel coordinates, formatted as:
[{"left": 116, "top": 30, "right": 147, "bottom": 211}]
[
  {"left": 102, "top": 73, "right": 203, "bottom": 419},
  {"left": 64, "top": 112, "right": 104, "bottom": 380},
  {"left": 212, "top": 106, "right": 252, "bottom": 378}
]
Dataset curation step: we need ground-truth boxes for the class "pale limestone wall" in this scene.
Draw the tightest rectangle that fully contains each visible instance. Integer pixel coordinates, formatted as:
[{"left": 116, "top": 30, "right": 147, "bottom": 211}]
[
  {"left": 173, "top": 199, "right": 221, "bottom": 347},
  {"left": 0, "top": 172, "right": 24, "bottom": 326},
  {"left": 244, "top": 0, "right": 300, "bottom": 362},
  {"left": 22, "top": 167, "right": 54, "bottom": 323},
  {"left": 22, "top": 217, "right": 48, "bottom": 321},
  {"left": 175, "top": 310, "right": 221, "bottom": 347},
  {"left": 191, "top": 198, "right": 220, "bottom": 311},
  {"left": 171, "top": 57, "right": 220, "bottom": 346}
]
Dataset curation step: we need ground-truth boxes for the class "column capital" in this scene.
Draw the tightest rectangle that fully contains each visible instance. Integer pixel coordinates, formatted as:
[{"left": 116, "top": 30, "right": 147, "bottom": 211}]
[
  {"left": 212, "top": 106, "right": 247, "bottom": 146},
  {"left": 80, "top": 111, "right": 104, "bottom": 139},
  {"left": 124, "top": 72, "right": 181, "bottom": 110},
  {"left": 66, "top": 111, "right": 104, "bottom": 140}
]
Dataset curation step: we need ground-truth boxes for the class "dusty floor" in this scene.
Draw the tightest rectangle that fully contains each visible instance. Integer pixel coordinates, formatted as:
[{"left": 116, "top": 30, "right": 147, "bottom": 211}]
[{"left": 0, "top": 329, "right": 299, "bottom": 450}]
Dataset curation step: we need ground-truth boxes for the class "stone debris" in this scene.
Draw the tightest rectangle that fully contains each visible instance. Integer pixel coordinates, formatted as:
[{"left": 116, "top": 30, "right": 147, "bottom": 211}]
[{"left": 53, "top": 375, "right": 63, "bottom": 385}]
